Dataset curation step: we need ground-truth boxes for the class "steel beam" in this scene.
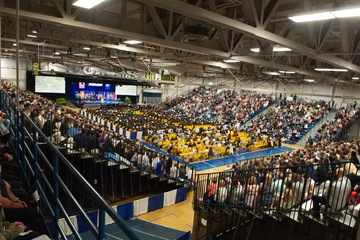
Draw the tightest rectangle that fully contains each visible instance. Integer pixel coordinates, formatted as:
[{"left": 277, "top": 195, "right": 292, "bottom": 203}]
[
  {"left": 262, "top": 0, "right": 282, "bottom": 29},
  {"left": 340, "top": 19, "right": 350, "bottom": 61},
  {"left": 169, "top": 0, "right": 203, "bottom": 40},
  {"left": 231, "top": 56, "right": 339, "bottom": 82},
  {"left": 208, "top": 0, "right": 229, "bottom": 51},
  {"left": 0, "top": 4, "right": 349, "bottom": 82},
  {"left": 0, "top": 14, "right": 2, "bottom": 85},
  {"left": 134, "top": 0, "right": 360, "bottom": 74},
  {"left": 318, "top": 20, "right": 334, "bottom": 50},
  {"left": 52, "top": 0, "right": 68, "bottom": 19},
  {"left": 146, "top": 5, "right": 167, "bottom": 38}
]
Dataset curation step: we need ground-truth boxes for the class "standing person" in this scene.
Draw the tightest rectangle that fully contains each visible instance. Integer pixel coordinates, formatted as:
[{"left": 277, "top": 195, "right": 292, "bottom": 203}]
[
  {"left": 155, "top": 160, "right": 164, "bottom": 176},
  {"left": 353, "top": 101, "right": 357, "bottom": 110},
  {"left": 229, "top": 143, "right": 235, "bottom": 155},
  {"left": 169, "top": 164, "right": 178, "bottom": 179},
  {"left": 278, "top": 136, "right": 282, "bottom": 148},
  {"left": 166, "top": 157, "right": 172, "bottom": 176}
]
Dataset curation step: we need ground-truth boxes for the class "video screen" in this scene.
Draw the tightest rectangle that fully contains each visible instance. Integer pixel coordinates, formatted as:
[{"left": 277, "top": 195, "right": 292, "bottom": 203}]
[
  {"left": 115, "top": 85, "right": 137, "bottom": 96},
  {"left": 35, "top": 76, "right": 66, "bottom": 93},
  {"left": 88, "top": 83, "right": 103, "bottom": 87},
  {"left": 79, "top": 82, "right": 85, "bottom": 89}
]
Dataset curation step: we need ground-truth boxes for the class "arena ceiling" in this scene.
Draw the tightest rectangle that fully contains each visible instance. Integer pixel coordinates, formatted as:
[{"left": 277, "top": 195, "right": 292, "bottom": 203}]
[{"left": 1, "top": 0, "right": 360, "bottom": 86}]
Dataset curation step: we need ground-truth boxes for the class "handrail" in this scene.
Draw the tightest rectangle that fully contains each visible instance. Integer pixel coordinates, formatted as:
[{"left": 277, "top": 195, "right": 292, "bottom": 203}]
[
  {"left": 0, "top": 89, "right": 141, "bottom": 240},
  {"left": 193, "top": 160, "right": 359, "bottom": 233}
]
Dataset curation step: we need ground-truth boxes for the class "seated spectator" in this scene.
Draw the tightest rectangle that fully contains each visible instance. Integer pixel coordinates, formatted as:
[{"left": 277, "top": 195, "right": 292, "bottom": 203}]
[
  {"left": 214, "top": 180, "right": 228, "bottom": 204},
  {"left": 258, "top": 174, "right": 273, "bottom": 207},
  {"left": 0, "top": 203, "right": 46, "bottom": 240},
  {"left": 311, "top": 168, "right": 352, "bottom": 218},
  {"left": 229, "top": 180, "right": 242, "bottom": 205},
  {"left": 0, "top": 113, "right": 10, "bottom": 146},
  {"left": 244, "top": 176, "right": 259, "bottom": 208}
]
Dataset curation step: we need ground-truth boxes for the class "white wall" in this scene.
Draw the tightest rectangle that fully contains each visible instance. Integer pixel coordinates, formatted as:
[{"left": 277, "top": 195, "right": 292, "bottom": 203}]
[
  {"left": 162, "top": 76, "right": 205, "bottom": 101},
  {"left": 1, "top": 57, "right": 31, "bottom": 89}
]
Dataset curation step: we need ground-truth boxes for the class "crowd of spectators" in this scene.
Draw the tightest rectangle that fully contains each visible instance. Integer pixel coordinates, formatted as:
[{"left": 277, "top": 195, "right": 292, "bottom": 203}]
[
  {"left": 1, "top": 80, "right": 360, "bottom": 236},
  {"left": 243, "top": 97, "right": 330, "bottom": 143},
  {"left": 166, "top": 87, "right": 273, "bottom": 126},
  {"left": 86, "top": 105, "right": 178, "bottom": 132},
  {"left": 306, "top": 107, "right": 358, "bottom": 147},
  {"left": 1, "top": 82, "right": 192, "bottom": 182},
  {"left": 0, "top": 95, "right": 50, "bottom": 239},
  {"left": 200, "top": 138, "right": 360, "bottom": 219}
]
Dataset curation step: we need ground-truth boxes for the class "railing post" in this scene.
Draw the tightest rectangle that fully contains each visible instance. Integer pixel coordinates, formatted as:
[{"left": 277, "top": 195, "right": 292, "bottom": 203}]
[
  {"left": 53, "top": 153, "right": 59, "bottom": 240},
  {"left": 20, "top": 112, "right": 26, "bottom": 176},
  {"left": 98, "top": 208, "right": 105, "bottom": 240},
  {"left": 33, "top": 128, "right": 38, "bottom": 178},
  {"left": 15, "top": 109, "right": 20, "bottom": 160}
]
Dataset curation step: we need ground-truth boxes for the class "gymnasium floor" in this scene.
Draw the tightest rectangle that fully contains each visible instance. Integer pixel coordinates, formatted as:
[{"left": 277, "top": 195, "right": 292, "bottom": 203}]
[{"left": 189, "top": 146, "right": 294, "bottom": 171}]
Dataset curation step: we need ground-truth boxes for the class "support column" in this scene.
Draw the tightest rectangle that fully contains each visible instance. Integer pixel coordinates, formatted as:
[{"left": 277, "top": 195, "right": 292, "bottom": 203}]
[
  {"left": 330, "top": 85, "right": 335, "bottom": 101},
  {"left": 176, "top": 76, "right": 179, "bottom": 97},
  {"left": 138, "top": 86, "right": 143, "bottom": 103},
  {"left": 16, "top": 0, "right": 20, "bottom": 108},
  {"left": 0, "top": 14, "right": 2, "bottom": 87}
]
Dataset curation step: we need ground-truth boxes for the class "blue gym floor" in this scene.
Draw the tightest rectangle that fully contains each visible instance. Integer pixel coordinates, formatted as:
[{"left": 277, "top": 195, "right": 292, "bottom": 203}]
[
  {"left": 189, "top": 146, "right": 294, "bottom": 171},
  {"left": 66, "top": 218, "right": 189, "bottom": 240}
]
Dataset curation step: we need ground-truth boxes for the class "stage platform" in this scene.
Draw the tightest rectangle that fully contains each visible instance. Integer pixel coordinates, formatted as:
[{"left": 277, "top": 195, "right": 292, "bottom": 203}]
[{"left": 189, "top": 146, "right": 294, "bottom": 171}]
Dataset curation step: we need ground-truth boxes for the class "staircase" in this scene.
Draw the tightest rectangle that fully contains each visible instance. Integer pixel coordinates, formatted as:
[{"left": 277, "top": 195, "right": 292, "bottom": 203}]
[
  {"left": 296, "top": 110, "right": 337, "bottom": 147},
  {"left": 241, "top": 103, "right": 275, "bottom": 129}
]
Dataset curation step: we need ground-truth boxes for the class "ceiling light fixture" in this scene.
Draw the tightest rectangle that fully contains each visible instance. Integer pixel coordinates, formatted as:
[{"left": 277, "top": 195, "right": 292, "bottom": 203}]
[
  {"left": 5, "top": 50, "right": 8, "bottom": 52},
  {"left": 13, "top": 43, "right": 17, "bottom": 46},
  {"left": 27, "top": 34, "right": 37, "bottom": 38},
  {"left": 289, "top": 12, "right": 335, "bottom": 23},
  {"left": 314, "top": 68, "right": 348, "bottom": 72},
  {"left": 83, "top": 47, "right": 91, "bottom": 51},
  {"left": 123, "top": 40, "right": 142, "bottom": 45},
  {"left": 289, "top": 6, "right": 360, "bottom": 23},
  {"left": 304, "top": 79, "right": 315, "bottom": 82},
  {"left": 352, "top": 77, "right": 359, "bottom": 80},
  {"left": 331, "top": 8, "right": 360, "bottom": 18},
  {"left": 73, "top": 0, "right": 106, "bottom": 9},
  {"left": 250, "top": 48, "right": 260, "bottom": 53},
  {"left": 273, "top": 47, "right": 292, "bottom": 52},
  {"left": 279, "top": 71, "right": 295, "bottom": 74},
  {"left": 223, "top": 59, "right": 241, "bottom": 63},
  {"left": 32, "top": 30, "right": 38, "bottom": 34},
  {"left": 54, "top": 52, "right": 60, "bottom": 55},
  {"left": 264, "top": 71, "right": 281, "bottom": 76}
]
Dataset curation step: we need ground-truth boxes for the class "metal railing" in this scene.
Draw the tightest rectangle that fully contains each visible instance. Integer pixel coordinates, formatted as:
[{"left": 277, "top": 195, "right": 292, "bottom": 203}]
[
  {"left": 0, "top": 90, "right": 141, "bottom": 240},
  {"left": 193, "top": 161, "right": 360, "bottom": 238}
]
